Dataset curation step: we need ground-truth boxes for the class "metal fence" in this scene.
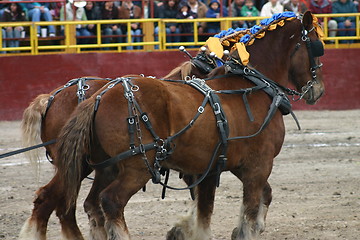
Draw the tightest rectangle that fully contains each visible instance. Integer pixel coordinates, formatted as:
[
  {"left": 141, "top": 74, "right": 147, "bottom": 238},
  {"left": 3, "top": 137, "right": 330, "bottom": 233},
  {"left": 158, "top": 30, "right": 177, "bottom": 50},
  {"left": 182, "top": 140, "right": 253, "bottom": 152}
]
[{"left": 1, "top": 13, "right": 359, "bottom": 56}]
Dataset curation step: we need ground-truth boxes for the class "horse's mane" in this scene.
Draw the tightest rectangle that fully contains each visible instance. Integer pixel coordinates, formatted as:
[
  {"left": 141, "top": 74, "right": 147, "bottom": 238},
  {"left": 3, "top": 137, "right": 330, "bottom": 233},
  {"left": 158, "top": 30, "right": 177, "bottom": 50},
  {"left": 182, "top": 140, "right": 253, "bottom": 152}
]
[
  {"left": 163, "top": 61, "right": 193, "bottom": 80},
  {"left": 218, "top": 15, "right": 298, "bottom": 50}
]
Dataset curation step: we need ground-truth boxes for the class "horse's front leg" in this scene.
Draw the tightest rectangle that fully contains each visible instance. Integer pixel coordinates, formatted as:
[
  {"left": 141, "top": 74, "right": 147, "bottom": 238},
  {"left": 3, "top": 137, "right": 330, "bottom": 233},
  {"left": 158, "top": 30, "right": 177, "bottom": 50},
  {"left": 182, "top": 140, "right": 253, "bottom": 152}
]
[
  {"left": 166, "top": 174, "right": 217, "bottom": 240},
  {"left": 231, "top": 167, "right": 273, "bottom": 240},
  {"left": 99, "top": 164, "right": 150, "bottom": 240}
]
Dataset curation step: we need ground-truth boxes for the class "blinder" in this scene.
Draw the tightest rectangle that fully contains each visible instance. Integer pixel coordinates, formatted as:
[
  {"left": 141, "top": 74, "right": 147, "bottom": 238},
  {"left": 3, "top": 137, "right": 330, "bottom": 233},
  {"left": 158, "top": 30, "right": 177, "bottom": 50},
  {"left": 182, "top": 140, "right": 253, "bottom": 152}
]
[
  {"left": 310, "top": 39, "right": 324, "bottom": 57},
  {"left": 191, "top": 52, "right": 218, "bottom": 74}
]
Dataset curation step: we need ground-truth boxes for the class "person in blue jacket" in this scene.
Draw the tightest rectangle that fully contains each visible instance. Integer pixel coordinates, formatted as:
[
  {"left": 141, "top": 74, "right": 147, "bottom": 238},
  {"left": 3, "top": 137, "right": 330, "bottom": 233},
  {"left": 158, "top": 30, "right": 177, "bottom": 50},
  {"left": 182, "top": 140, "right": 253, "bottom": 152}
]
[
  {"left": 332, "top": 0, "right": 358, "bottom": 43},
  {"left": 206, "top": 0, "right": 228, "bottom": 34},
  {"left": 26, "top": 1, "right": 56, "bottom": 37}
]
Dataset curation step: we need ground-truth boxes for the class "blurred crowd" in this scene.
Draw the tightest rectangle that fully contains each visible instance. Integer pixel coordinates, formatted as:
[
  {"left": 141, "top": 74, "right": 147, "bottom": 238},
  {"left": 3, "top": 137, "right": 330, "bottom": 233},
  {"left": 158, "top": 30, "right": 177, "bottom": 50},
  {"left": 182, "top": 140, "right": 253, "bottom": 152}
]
[{"left": 1, "top": 0, "right": 359, "bottom": 52}]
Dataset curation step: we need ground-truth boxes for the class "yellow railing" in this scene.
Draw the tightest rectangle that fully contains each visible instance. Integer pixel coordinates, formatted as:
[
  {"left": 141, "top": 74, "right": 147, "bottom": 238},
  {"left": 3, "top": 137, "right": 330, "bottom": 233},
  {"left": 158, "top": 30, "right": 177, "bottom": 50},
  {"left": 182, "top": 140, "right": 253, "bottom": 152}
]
[{"left": 1, "top": 13, "right": 359, "bottom": 56}]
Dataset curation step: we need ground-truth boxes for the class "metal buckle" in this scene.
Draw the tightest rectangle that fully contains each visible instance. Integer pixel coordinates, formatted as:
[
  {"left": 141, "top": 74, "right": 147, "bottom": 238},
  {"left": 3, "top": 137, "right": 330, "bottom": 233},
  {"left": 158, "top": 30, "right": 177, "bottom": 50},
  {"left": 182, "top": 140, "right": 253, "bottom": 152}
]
[
  {"left": 128, "top": 118, "right": 135, "bottom": 125},
  {"left": 142, "top": 114, "right": 149, "bottom": 122},
  {"left": 139, "top": 144, "right": 145, "bottom": 154},
  {"left": 213, "top": 103, "right": 221, "bottom": 115},
  {"left": 198, "top": 106, "right": 205, "bottom": 113}
]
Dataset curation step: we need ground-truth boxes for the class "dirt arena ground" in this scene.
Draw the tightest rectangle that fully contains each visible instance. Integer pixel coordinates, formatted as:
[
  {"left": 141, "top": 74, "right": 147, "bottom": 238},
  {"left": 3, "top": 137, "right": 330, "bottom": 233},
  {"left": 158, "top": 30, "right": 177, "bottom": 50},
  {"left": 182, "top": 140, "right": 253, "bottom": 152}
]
[{"left": 0, "top": 110, "right": 359, "bottom": 240}]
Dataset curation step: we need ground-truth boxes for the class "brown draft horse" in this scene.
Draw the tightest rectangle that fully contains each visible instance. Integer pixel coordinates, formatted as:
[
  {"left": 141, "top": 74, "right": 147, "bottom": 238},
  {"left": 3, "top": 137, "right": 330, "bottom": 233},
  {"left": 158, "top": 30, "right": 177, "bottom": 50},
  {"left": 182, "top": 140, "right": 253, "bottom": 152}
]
[
  {"left": 53, "top": 11, "right": 325, "bottom": 240},
  {"left": 18, "top": 49, "right": 218, "bottom": 240}
]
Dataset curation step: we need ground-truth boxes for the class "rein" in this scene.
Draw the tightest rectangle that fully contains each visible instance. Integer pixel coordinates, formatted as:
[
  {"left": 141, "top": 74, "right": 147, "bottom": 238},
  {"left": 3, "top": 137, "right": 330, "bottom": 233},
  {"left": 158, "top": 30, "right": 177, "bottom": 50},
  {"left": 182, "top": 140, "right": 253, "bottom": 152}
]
[{"left": 0, "top": 139, "right": 56, "bottom": 159}]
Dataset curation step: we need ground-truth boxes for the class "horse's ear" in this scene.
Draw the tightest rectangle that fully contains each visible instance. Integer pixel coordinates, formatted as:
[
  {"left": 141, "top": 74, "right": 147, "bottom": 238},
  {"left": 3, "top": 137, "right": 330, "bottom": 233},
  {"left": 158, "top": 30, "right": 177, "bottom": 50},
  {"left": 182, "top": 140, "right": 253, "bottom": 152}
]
[{"left": 302, "top": 11, "right": 313, "bottom": 30}]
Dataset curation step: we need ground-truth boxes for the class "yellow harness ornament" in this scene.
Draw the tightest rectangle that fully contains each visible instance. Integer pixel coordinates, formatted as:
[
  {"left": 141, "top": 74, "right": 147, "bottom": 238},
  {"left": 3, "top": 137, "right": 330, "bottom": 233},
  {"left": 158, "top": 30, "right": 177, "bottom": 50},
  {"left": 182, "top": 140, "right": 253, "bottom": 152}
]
[
  {"left": 235, "top": 42, "right": 250, "bottom": 66},
  {"left": 206, "top": 37, "right": 224, "bottom": 59}
]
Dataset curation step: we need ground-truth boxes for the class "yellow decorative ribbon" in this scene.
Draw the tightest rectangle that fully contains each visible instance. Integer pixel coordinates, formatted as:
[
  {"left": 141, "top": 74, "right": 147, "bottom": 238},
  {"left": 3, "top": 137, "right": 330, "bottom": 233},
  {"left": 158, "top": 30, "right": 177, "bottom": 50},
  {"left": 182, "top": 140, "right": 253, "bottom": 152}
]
[
  {"left": 206, "top": 37, "right": 224, "bottom": 58},
  {"left": 235, "top": 42, "right": 250, "bottom": 66},
  {"left": 312, "top": 14, "right": 325, "bottom": 46}
]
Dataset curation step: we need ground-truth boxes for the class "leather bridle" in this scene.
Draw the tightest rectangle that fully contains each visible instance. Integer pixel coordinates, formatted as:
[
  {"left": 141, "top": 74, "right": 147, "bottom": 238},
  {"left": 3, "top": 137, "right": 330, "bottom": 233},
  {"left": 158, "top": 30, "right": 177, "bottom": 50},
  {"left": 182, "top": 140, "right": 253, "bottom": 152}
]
[{"left": 290, "top": 26, "right": 324, "bottom": 101}]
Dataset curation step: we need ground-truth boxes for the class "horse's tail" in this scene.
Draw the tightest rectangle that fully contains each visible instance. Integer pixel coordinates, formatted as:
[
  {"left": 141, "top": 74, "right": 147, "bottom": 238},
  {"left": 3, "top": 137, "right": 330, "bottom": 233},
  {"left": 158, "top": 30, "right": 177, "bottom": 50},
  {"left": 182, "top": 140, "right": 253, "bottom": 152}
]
[
  {"left": 56, "top": 99, "right": 96, "bottom": 211},
  {"left": 163, "top": 61, "right": 193, "bottom": 80},
  {"left": 21, "top": 94, "right": 50, "bottom": 174}
]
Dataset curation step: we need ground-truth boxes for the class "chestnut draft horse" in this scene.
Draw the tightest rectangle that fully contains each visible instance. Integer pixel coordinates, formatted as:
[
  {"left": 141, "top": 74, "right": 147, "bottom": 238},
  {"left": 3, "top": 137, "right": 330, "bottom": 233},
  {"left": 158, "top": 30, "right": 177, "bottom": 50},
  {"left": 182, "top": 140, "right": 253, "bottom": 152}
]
[
  {"left": 19, "top": 48, "right": 221, "bottom": 240},
  {"left": 54, "top": 11, "right": 325, "bottom": 240}
]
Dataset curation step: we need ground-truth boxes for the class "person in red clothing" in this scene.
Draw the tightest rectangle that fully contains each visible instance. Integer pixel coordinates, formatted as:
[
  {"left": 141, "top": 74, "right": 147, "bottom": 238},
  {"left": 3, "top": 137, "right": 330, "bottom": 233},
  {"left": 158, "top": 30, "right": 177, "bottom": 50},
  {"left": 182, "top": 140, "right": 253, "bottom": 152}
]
[
  {"left": 309, "top": 0, "right": 338, "bottom": 41},
  {"left": 300, "top": 0, "right": 310, "bottom": 8},
  {"left": 284, "top": 0, "right": 308, "bottom": 15}
]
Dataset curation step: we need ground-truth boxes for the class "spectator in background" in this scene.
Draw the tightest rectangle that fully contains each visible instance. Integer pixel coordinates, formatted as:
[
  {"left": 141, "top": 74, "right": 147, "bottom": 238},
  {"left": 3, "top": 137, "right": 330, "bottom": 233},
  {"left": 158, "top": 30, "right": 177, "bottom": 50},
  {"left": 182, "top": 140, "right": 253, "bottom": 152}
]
[
  {"left": 49, "top": 2, "right": 62, "bottom": 20},
  {"left": 60, "top": 0, "right": 91, "bottom": 44},
  {"left": 231, "top": 0, "right": 245, "bottom": 16},
  {"left": 101, "top": 1, "right": 123, "bottom": 49},
  {"left": 241, "top": 0, "right": 259, "bottom": 28},
  {"left": 26, "top": 1, "right": 56, "bottom": 37},
  {"left": 157, "top": 0, "right": 181, "bottom": 48},
  {"left": 143, "top": 0, "right": 162, "bottom": 18},
  {"left": 206, "top": 0, "right": 228, "bottom": 34},
  {"left": 300, "top": 0, "right": 311, "bottom": 8},
  {"left": 309, "top": 0, "right": 337, "bottom": 42},
  {"left": 260, "top": 0, "right": 283, "bottom": 17},
  {"left": 255, "top": 0, "right": 269, "bottom": 10},
  {"left": 231, "top": 0, "right": 246, "bottom": 28},
  {"left": 279, "top": 0, "right": 290, "bottom": 6},
  {"left": 283, "top": 0, "right": 308, "bottom": 15},
  {"left": 1, "top": 2, "right": 26, "bottom": 52},
  {"left": 0, "top": 3, "right": 5, "bottom": 19},
  {"left": 119, "top": 0, "right": 143, "bottom": 50},
  {"left": 85, "top": 1, "right": 101, "bottom": 38},
  {"left": 176, "top": 1, "right": 197, "bottom": 43},
  {"left": 185, "top": 0, "right": 208, "bottom": 40},
  {"left": 332, "top": 0, "right": 358, "bottom": 43}
]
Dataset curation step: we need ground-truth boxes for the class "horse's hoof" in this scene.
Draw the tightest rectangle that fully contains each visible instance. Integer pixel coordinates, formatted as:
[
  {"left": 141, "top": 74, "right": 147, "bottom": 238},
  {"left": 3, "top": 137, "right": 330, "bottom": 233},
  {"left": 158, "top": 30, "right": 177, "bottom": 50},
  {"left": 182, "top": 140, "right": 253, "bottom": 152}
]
[
  {"left": 166, "top": 226, "right": 185, "bottom": 240},
  {"left": 231, "top": 227, "right": 240, "bottom": 240}
]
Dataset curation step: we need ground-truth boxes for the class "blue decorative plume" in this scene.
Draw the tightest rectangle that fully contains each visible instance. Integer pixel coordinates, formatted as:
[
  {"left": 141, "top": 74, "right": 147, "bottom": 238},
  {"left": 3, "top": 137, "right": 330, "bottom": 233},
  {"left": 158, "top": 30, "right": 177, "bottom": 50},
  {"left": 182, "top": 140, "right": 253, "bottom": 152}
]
[
  {"left": 213, "top": 11, "right": 297, "bottom": 40},
  {"left": 214, "top": 30, "right": 227, "bottom": 38},
  {"left": 240, "top": 34, "right": 251, "bottom": 44},
  {"left": 250, "top": 25, "right": 261, "bottom": 35},
  {"left": 260, "top": 11, "right": 297, "bottom": 26}
]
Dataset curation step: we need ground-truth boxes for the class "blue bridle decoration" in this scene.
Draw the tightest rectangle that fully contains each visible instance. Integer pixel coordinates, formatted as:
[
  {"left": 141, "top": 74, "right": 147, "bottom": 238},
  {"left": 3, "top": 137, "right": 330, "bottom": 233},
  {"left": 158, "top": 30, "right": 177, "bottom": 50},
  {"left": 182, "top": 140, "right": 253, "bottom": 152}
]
[{"left": 213, "top": 12, "right": 298, "bottom": 44}]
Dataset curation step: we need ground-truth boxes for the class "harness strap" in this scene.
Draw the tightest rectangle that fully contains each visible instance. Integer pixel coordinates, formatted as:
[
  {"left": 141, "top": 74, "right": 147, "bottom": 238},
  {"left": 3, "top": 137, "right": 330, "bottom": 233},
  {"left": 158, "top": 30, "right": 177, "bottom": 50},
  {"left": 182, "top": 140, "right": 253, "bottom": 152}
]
[
  {"left": 208, "top": 91, "right": 229, "bottom": 186},
  {"left": 224, "top": 60, "right": 293, "bottom": 115},
  {"left": 0, "top": 139, "right": 56, "bottom": 159},
  {"left": 141, "top": 112, "right": 160, "bottom": 142},
  {"left": 127, "top": 117, "right": 136, "bottom": 149},
  {"left": 44, "top": 77, "right": 109, "bottom": 118},
  {"left": 94, "top": 78, "right": 124, "bottom": 112},
  {"left": 87, "top": 142, "right": 158, "bottom": 169},
  {"left": 228, "top": 92, "right": 284, "bottom": 141},
  {"left": 166, "top": 94, "right": 210, "bottom": 143},
  {"left": 217, "top": 85, "right": 267, "bottom": 122}
]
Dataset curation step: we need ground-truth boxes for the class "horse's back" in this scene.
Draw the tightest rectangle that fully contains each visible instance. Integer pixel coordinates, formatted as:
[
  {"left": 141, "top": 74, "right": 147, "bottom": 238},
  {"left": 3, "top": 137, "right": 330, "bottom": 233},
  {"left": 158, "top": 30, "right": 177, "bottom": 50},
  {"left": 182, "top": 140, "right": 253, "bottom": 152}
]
[{"left": 43, "top": 80, "right": 109, "bottom": 141}]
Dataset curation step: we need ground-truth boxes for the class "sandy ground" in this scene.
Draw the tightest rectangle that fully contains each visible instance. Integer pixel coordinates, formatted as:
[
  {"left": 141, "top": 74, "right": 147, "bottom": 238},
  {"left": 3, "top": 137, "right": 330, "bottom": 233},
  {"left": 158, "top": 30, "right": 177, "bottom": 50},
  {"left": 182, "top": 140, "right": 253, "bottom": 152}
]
[{"left": 0, "top": 110, "right": 359, "bottom": 240}]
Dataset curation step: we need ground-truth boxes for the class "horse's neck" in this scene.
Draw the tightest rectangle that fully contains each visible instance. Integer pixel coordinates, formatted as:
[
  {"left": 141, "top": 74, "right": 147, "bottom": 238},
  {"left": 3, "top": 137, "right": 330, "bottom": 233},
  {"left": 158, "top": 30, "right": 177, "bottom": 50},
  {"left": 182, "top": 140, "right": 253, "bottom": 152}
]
[
  {"left": 163, "top": 61, "right": 192, "bottom": 80},
  {"left": 248, "top": 22, "right": 298, "bottom": 86}
]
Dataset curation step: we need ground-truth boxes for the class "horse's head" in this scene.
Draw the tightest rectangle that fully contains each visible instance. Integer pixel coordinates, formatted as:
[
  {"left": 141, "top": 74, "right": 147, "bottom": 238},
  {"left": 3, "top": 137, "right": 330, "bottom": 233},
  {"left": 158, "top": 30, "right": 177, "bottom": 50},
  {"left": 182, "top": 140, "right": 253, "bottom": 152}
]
[
  {"left": 163, "top": 46, "right": 225, "bottom": 80},
  {"left": 288, "top": 11, "right": 325, "bottom": 105}
]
